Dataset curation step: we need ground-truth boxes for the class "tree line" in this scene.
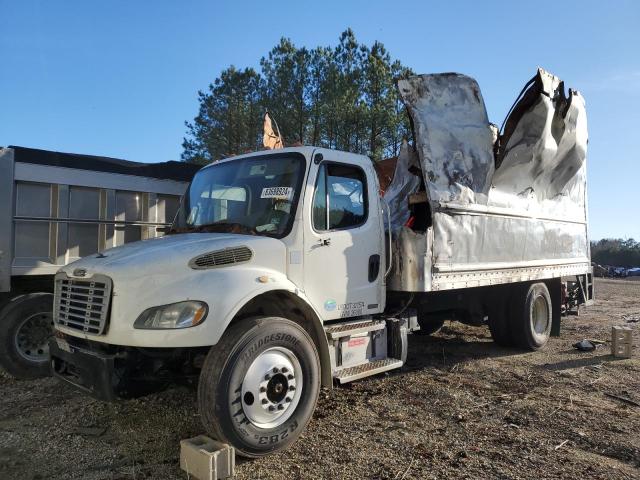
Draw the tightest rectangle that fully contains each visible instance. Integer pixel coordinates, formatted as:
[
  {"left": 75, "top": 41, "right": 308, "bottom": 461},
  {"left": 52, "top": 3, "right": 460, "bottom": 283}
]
[
  {"left": 591, "top": 238, "right": 640, "bottom": 267},
  {"left": 181, "top": 29, "right": 413, "bottom": 164}
]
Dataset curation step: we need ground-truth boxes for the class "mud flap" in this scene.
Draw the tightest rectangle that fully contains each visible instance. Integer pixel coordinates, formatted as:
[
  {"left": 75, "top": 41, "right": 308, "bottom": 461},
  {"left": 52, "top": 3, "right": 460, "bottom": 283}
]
[
  {"left": 548, "top": 279, "right": 562, "bottom": 337},
  {"left": 386, "top": 318, "right": 408, "bottom": 363}
]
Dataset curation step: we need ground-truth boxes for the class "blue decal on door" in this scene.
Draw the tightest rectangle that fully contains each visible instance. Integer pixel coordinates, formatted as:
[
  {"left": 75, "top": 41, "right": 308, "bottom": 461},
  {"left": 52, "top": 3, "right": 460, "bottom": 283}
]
[{"left": 324, "top": 299, "right": 337, "bottom": 311}]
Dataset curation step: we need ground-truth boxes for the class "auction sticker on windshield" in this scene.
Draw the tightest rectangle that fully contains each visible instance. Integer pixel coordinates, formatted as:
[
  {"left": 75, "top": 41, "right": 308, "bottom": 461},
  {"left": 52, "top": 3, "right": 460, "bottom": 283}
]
[{"left": 261, "top": 187, "right": 293, "bottom": 200}]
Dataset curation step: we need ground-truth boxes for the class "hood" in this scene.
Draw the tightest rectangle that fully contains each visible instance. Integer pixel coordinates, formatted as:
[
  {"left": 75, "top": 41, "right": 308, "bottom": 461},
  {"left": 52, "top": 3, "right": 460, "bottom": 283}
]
[{"left": 59, "top": 233, "right": 287, "bottom": 281}]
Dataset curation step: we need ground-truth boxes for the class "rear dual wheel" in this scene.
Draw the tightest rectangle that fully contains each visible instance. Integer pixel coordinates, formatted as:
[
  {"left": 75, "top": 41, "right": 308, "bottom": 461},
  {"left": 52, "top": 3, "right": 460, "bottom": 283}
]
[
  {"left": 197, "top": 317, "right": 320, "bottom": 457},
  {"left": 488, "top": 282, "right": 553, "bottom": 351}
]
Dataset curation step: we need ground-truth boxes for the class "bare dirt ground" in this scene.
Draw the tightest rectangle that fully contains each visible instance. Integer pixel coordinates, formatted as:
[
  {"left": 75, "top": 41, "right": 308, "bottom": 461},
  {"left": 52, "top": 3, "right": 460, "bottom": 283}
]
[{"left": 1, "top": 278, "right": 638, "bottom": 479}]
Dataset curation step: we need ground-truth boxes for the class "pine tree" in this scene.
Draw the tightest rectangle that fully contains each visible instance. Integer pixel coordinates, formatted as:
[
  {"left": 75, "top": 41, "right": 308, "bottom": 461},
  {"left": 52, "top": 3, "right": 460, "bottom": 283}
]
[
  {"left": 182, "top": 66, "right": 263, "bottom": 164},
  {"left": 182, "top": 30, "right": 412, "bottom": 164}
]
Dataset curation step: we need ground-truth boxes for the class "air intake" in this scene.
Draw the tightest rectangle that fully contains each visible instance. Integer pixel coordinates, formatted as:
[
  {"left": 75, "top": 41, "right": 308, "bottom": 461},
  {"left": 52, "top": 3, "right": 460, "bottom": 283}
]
[{"left": 189, "top": 246, "right": 253, "bottom": 270}]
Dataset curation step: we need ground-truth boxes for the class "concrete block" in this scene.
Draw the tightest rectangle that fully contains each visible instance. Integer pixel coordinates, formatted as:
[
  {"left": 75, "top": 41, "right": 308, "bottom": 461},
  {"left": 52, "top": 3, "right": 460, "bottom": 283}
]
[
  {"left": 180, "top": 435, "right": 235, "bottom": 480},
  {"left": 611, "top": 326, "right": 633, "bottom": 359}
]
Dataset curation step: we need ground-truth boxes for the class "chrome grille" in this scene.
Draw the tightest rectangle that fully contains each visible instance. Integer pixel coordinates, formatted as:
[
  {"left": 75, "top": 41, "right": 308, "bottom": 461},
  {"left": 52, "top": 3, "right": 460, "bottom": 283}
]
[
  {"left": 189, "top": 246, "right": 253, "bottom": 270},
  {"left": 54, "top": 273, "right": 112, "bottom": 335}
]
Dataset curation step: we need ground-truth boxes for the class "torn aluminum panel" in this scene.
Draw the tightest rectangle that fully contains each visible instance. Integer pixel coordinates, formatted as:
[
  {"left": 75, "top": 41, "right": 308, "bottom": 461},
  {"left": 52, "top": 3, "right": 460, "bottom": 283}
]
[
  {"left": 397, "top": 73, "right": 495, "bottom": 206},
  {"left": 393, "top": 69, "right": 589, "bottom": 292},
  {"left": 491, "top": 68, "right": 588, "bottom": 220},
  {"left": 382, "top": 140, "right": 421, "bottom": 231}
]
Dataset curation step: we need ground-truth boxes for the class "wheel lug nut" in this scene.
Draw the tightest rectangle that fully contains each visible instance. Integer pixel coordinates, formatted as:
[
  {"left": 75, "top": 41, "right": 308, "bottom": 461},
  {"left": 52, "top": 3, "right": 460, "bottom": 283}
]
[
  {"left": 285, "top": 397, "right": 291, "bottom": 403},
  {"left": 264, "top": 374, "right": 271, "bottom": 380},
  {"left": 282, "top": 367, "right": 288, "bottom": 373},
  {"left": 289, "top": 385, "right": 295, "bottom": 391},
  {"left": 262, "top": 399, "right": 268, "bottom": 405},
  {"left": 277, "top": 404, "right": 284, "bottom": 410},
  {"left": 272, "top": 367, "right": 279, "bottom": 373},
  {"left": 268, "top": 406, "right": 275, "bottom": 412},
  {"left": 260, "top": 386, "right": 266, "bottom": 393},
  {"left": 287, "top": 374, "right": 293, "bottom": 380}
]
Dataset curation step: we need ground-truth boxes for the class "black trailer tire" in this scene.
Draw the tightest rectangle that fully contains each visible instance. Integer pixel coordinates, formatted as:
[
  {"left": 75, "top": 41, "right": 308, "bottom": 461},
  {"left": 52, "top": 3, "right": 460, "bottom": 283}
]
[
  {"left": 511, "top": 283, "right": 553, "bottom": 350},
  {"left": 414, "top": 308, "right": 445, "bottom": 336},
  {"left": 0, "top": 293, "right": 54, "bottom": 379},
  {"left": 415, "top": 318, "right": 445, "bottom": 336},
  {"left": 197, "top": 317, "right": 320, "bottom": 458},
  {"left": 488, "top": 297, "right": 513, "bottom": 347}
]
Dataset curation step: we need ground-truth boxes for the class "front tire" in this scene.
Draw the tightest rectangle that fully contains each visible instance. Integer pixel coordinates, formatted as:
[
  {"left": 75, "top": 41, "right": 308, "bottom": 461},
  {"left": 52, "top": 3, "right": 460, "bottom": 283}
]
[
  {"left": 197, "top": 317, "right": 320, "bottom": 457},
  {"left": 0, "top": 293, "right": 54, "bottom": 379}
]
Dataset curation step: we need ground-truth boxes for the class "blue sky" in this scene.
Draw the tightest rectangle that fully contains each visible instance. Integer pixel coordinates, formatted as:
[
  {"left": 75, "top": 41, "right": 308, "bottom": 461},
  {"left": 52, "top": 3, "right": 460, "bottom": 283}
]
[{"left": 1, "top": 0, "right": 638, "bottom": 240}]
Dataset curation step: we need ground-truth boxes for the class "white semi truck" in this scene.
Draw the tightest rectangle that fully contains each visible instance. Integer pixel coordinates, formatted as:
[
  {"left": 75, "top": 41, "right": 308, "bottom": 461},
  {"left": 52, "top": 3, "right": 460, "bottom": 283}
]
[
  {"left": 0, "top": 146, "right": 199, "bottom": 378},
  {"left": 49, "top": 69, "right": 593, "bottom": 457}
]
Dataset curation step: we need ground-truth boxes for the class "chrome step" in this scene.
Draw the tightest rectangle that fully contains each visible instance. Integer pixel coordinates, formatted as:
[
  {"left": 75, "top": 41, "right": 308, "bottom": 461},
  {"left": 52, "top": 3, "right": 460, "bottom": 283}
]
[
  {"left": 334, "top": 358, "right": 403, "bottom": 384},
  {"left": 324, "top": 320, "right": 386, "bottom": 340}
]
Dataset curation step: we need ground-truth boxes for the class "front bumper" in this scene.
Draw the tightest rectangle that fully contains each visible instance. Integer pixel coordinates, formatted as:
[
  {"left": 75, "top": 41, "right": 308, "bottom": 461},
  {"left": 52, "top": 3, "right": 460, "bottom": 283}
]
[
  {"left": 49, "top": 334, "right": 203, "bottom": 401},
  {"left": 49, "top": 336, "right": 119, "bottom": 401}
]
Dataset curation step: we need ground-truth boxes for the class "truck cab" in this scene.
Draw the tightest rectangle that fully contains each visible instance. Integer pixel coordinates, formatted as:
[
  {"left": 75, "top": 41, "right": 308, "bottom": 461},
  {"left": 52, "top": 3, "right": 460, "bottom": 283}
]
[
  {"left": 52, "top": 147, "right": 385, "bottom": 347},
  {"left": 50, "top": 146, "right": 392, "bottom": 457}
]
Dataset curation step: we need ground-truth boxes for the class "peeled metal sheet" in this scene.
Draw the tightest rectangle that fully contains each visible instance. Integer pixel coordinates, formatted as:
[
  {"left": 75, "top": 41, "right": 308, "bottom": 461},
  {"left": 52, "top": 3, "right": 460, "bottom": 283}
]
[
  {"left": 492, "top": 69, "right": 588, "bottom": 220},
  {"left": 382, "top": 140, "right": 421, "bottom": 231},
  {"left": 392, "top": 69, "right": 589, "bottom": 291},
  {"left": 397, "top": 73, "right": 495, "bottom": 206}
]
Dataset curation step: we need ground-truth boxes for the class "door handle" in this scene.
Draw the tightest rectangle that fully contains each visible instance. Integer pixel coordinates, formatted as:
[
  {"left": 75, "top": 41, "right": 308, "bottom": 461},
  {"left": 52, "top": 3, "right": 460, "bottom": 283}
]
[{"left": 318, "top": 238, "right": 331, "bottom": 247}]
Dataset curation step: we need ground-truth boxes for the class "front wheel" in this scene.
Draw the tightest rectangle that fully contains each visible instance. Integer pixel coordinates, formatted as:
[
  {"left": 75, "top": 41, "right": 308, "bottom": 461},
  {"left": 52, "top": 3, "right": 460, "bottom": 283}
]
[
  {"left": 0, "top": 293, "right": 54, "bottom": 379},
  {"left": 197, "top": 317, "right": 320, "bottom": 457}
]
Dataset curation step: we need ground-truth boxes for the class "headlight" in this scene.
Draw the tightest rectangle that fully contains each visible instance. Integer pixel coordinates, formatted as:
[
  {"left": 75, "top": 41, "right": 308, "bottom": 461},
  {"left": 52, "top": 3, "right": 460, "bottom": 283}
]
[{"left": 134, "top": 301, "right": 208, "bottom": 329}]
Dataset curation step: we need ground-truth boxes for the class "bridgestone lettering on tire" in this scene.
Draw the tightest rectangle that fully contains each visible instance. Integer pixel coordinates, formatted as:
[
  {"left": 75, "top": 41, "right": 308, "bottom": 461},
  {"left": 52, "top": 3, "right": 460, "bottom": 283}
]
[
  {"left": 0, "top": 293, "right": 54, "bottom": 379},
  {"left": 197, "top": 317, "right": 320, "bottom": 457},
  {"left": 511, "top": 283, "right": 552, "bottom": 351}
]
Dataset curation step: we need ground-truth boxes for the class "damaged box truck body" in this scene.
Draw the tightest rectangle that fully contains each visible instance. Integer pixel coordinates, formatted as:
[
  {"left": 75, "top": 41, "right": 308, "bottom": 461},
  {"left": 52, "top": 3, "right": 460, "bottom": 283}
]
[
  {"left": 387, "top": 68, "right": 590, "bottom": 292},
  {"left": 49, "top": 69, "right": 593, "bottom": 458}
]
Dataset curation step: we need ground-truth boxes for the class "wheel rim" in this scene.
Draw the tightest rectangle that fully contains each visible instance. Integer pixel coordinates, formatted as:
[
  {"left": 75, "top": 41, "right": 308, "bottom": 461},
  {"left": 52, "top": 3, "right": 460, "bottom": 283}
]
[
  {"left": 531, "top": 295, "right": 550, "bottom": 335},
  {"left": 15, "top": 312, "right": 53, "bottom": 362},
  {"left": 241, "top": 347, "right": 303, "bottom": 429}
]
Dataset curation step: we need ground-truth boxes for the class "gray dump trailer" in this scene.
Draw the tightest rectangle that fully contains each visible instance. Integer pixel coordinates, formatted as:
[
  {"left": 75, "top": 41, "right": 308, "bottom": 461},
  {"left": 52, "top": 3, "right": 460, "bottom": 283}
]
[{"left": 0, "top": 146, "right": 199, "bottom": 378}]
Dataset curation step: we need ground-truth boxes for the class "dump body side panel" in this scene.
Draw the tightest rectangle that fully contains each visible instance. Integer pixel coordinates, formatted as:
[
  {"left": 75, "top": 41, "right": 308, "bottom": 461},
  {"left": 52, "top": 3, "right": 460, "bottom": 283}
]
[
  {"left": 0, "top": 149, "right": 16, "bottom": 292},
  {"left": 1, "top": 147, "right": 195, "bottom": 281}
]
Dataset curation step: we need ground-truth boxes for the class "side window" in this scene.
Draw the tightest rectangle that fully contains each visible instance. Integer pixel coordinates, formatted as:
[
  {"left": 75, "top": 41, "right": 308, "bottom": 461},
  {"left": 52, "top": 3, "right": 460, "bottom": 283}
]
[{"left": 312, "top": 163, "right": 367, "bottom": 231}]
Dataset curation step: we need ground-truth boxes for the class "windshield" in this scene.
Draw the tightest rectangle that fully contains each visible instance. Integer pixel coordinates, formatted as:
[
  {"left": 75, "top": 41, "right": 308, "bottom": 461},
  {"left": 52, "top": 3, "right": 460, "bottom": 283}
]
[{"left": 182, "top": 153, "right": 305, "bottom": 238}]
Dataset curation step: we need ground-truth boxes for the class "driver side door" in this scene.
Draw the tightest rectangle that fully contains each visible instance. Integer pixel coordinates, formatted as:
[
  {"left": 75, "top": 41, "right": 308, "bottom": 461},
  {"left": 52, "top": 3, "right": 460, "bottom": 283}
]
[{"left": 302, "top": 153, "right": 383, "bottom": 321}]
